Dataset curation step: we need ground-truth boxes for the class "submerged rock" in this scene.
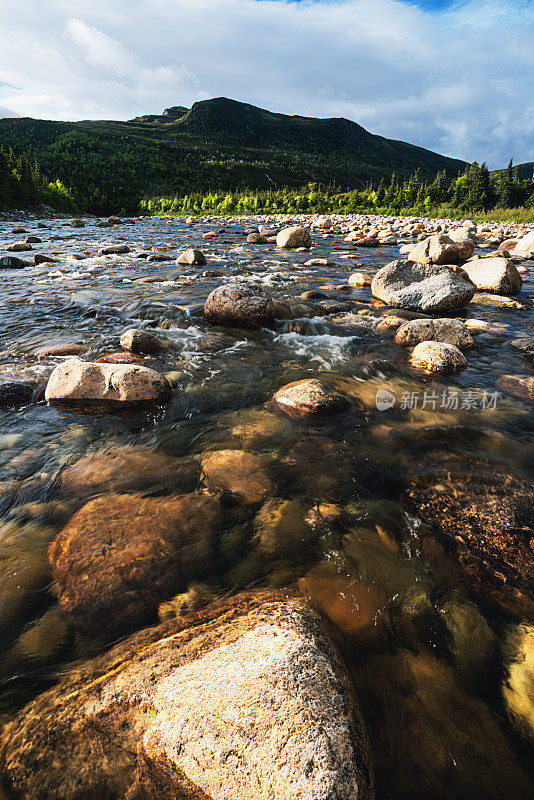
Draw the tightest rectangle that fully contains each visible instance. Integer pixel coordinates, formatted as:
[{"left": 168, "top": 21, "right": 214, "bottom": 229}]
[
  {"left": 371, "top": 260, "right": 475, "bottom": 312},
  {"left": 461, "top": 257, "right": 522, "bottom": 295},
  {"left": 409, "top": 341, "right": 468, "bottom": 374},
  {"left": 33, "top": 342, "right": 85, "bottom": 358},
  {"left": 0, "top": 380, "right": 37, "bottom": 407},
  {"left": 510, "top": 337, "right": 534, "bottom": 363},
  {"left": 9, "top": 606, "right": 71, "bottom": 666},
  {"left": 403, "top": 459, "right": 534, "bottom": 618},
  {"left": 158, "top": 582, "right": 217, "bottom": 621},
  {"left": 45, "top": 360, "right": 171, "bottom": 406},
  {"left": 276, "top": 225, "right": 312, "bottom": 248},
  {"left": 204, "top": 284, "right": 276, "bottom": 328},
  {"left": 59, "top": 445, "right": 199, "bottom": 498},
  {"left": 353, "top": 650, "right": 532, "bottom": 800},
  {"left": 497, "top": 374, "right": 534, "bottom": 403},
  {"left": 395, "top": 319, "right": 473, "bottom": 349},
  {"left": 201, "top": 449, "right": 276, "bottom": 506},
  {"left": 0, "top": 591, "right": 374, "bottom": 800},
  {"left": 48, "top": 492, "right": 221, "bottom": 632},
  {"left": 271, "top": 379, "right": 350, "bottom": 418},
  {"left": 0, "top": 521, "right": 54, "bottom": 630},
  {"left": 254, "top": 498, "right": 314, "bottom": 558},
  {"left": 503, "top": 623, "right": 534, "bottom": 745},
  {"left": 299, "top": 563, "right": 385, "bottom": 640}
]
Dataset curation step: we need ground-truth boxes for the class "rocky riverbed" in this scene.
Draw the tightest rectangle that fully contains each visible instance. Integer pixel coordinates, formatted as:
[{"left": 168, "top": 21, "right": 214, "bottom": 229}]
[{"left": 0, "top": 211, "right": 533, "bottom": 799}]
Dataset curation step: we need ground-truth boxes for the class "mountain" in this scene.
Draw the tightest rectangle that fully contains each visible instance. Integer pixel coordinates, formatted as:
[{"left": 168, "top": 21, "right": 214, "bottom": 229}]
[
  {"left": 0, "top": 97, "right": 466, "bottom": 214},
  {"left": 514, "top": 162, "right": 534, "bottom": 181},
  {"left": 492, "top": 161, "right": 534, "bottom": 181}
]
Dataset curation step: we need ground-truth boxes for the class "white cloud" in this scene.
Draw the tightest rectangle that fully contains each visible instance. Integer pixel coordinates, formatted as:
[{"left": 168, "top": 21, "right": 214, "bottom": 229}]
[
  {"left": 0, "top": 106, "right": 19, "bottom": 119},
  {"left": 0, "top": 0, "right": 532, "bottom": 167},
  {"left": 66, "top": 19, "right": 137, "bottom": 77}
]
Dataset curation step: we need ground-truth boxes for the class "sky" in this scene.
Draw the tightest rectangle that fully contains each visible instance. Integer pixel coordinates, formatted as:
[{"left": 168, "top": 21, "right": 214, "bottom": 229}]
[{"left": 0, "top": 0, "right": 532, "bottom": 168}]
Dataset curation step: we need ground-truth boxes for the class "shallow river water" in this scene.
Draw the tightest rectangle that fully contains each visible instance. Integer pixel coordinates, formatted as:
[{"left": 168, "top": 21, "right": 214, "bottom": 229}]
[{"left": 0, "top": 214, "right": 532, "bottom": 799}]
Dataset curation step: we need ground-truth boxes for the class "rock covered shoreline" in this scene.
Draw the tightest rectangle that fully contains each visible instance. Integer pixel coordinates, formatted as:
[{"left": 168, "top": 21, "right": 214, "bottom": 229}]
[{"left": 0, "top": 211, "right": 533, "bottom": 799}]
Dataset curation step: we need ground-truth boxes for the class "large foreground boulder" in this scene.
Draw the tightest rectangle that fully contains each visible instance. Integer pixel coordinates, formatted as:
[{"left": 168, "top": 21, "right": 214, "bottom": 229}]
[
  {"left": 461, "top": 257, "right": 522, "bottom": 295},
  {"left": 48, "top": 492, "right": 221, "bottom": 632},
  {"left": 204, "top": 284, "right": 276, "bottom": 328},
  {"left": 371, "top": 260, "right": 475, "bottom": 312},
  {"left": 45, "top": 360, "right": 171, "bottom": 406},
  {"left": 0, "top": 591, "right": 374, "bottom": 800}
]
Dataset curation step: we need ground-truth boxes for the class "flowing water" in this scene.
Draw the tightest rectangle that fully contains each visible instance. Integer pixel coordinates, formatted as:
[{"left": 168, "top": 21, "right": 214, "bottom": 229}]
[{"left": 0, "top": 215, "right": 533, "bottom": 799}]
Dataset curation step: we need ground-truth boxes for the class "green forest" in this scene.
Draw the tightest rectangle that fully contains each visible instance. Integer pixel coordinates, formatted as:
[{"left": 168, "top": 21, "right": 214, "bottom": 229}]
[
  {"left": 142, "top": 161, "right": 534, "bottom": 221},
  {"left": 0, "top": 145, "right": 77, "bottom": 212}
]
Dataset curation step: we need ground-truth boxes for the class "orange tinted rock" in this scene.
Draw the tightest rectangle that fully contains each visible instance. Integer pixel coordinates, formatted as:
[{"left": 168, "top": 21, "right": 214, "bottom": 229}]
[
  {"left": 299, "top": 564, "right": 385, "bottom": 638},
  {"left": 59, "top": 445, "right": 199, "bottom": 498},
  {"left": 48, "top": 492, "right": 221, "bottom": 632},
  {"left": 201, "top": 449, "right": 275, "bottom": 506}
]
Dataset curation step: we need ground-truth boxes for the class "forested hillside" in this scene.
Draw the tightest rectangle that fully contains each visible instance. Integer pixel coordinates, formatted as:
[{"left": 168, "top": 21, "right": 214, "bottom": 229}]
[
  {"left": 0, "top": 145, "right": 76, "bottom": 212},
  {"left": 0, "top": 97, "right": 466, "bottom": 214}
]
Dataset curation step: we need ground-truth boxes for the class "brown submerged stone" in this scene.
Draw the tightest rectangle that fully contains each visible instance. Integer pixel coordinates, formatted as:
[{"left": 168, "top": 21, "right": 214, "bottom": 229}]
[
  {"left": 33, "top": 342, "right": 85, "bottom": 358},
  {"left": 353, "top": 650, "right": 532, "bottom": 800},
  {"left": 403, "top": 459, "right": 534, "bottom": 619},
  {"left": 59, "top": 445, "right": 199, "bottom": 498},
  {"left": 48, "top": 492, "right": 221, "bottom": 632},
  {"left": 201, "top": 449, "right": 276, "bottom": 506},
  {"left": 0, "top": 591, "right": 374, "bottom": 800}
]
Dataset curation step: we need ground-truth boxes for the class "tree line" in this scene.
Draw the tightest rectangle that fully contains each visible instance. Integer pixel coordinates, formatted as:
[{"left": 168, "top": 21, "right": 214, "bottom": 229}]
[
  {"left": 140, "top": 161, "right": 534, "bottom": 220},
  {"left": 1, "top": 145, "right": 533, "bottom": 222}
]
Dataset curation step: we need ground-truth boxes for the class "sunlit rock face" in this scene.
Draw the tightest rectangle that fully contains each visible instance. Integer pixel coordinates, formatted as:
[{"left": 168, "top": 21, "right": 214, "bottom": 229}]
[
  {"left": 0, "top": 592, "right": 374, "bottom": 800},
  {"left": 371, "top": 260, "right": 475, "bottom": 312}
]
